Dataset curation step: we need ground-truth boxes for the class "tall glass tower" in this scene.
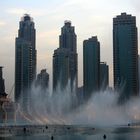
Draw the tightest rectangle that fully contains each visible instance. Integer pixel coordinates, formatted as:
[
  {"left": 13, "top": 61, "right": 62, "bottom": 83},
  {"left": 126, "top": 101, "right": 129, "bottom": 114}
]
[
  {"left": 18, "top": 14, "right": 36, "bottom": 78},
  {"left": 53, "top": 48, "right": 69, "bottom": 91},
  {"left": 15, "top": 14, "right": 36, "bottom": 105},
  {"left": 53, "top": 21, "right": 77, "bottom": 92},
  {"left": 83, "top": 36, "right": 100, "bottom": 99},
  {"left": 100, "top": 62, "right": 109, "bottom": 90},
  {"left": 113, "top": 13, "right": 139, "bottom": 103}
]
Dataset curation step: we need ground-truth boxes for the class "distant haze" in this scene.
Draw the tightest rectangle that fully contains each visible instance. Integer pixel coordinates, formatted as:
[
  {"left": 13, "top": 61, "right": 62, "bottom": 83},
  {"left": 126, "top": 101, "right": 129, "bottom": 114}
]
[{"left": 0, "top": 0, "right": 140, "bottom": 94}]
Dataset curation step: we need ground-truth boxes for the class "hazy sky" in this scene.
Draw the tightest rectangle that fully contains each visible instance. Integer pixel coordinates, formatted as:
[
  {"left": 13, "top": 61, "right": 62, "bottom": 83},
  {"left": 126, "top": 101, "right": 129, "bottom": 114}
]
[{"left": 0, "top": 0, "right": 140, "bottom": 94}]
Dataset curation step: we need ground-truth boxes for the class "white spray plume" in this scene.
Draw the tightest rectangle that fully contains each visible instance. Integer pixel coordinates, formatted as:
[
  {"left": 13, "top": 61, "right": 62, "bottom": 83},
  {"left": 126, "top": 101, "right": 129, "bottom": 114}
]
[{"left": 17, "top": 82, "right": 140, "bottom": 127}]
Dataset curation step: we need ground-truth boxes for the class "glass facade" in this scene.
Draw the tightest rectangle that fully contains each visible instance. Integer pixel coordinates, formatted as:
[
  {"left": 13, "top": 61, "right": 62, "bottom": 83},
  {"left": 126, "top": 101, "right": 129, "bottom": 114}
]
[
  {"left": 53, "top": 21, "right": 77, "bottom": 92},
  {"left": 113, "top": 13, "right": 139, "bottom": 102},
  {"left": 15, "top": 14, "right": 36, "bottom": 108},
  {"left": 53, "top": 48, "right": 69, "bottom": 91},
  {"left": 83, "top": 36, "right": 100, "bottom": 99},
  {"left": 100, "top": 62, "right": 109, "bottom": 90},
  {"left": 59, "top": 21, "right": 78, "bottom": 92}
]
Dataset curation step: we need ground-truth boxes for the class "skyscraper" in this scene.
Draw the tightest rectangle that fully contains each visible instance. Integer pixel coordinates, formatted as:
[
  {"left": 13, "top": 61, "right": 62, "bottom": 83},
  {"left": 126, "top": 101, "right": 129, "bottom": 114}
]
[
  {"left": 18, "top": 14, "right": 36, "bottom": 78},
  {"left": 0, "top": 67, "right": 7, "bottom": 97},
  {"left": 60, "top": 21, "right": 77, "bottom": 53},
  {"left": 36, "top": 69, "right": 49, "bottom": 91},
  {"left": 59, "top": 21, "right": 78, "bottom": 92},
  {"left": 15, "top": 14, "right": 36, "bottom": 105},
  {"left": 113, "top": 13, "right": 139, "bottom": 102},
  {"left": 138, "top": 55, "right": 140, "bottom": 96},
  {"left": 53, "top": 21, "right": 77, "bottom": 92},
  {"left": 53, "top": 48, "right": 69, "bottom": 91},
  {"left": 83, "top": 36, "right": 100, "bottom": 99},
  {"left": 100, "top": 62, "right": 109, "bottom": 90}
]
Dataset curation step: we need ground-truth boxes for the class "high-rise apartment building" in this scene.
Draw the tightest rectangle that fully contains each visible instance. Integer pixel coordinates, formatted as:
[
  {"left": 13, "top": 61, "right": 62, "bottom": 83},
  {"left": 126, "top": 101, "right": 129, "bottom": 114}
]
[
  {"left": 53, "top": 21, "right": 77, "bottom": 92},
  {"left": 15, "top": 14, "right": 36, "bottom": 105},
  {"left": 83, "top": 36, "right": 100, "bottom": 99},
  {"left": 36, "top": 69, "right": 49, "bottom": 90},
  {"left": 53, "top": 48, "right": 69, "bottom": 91},
  {"left": 100, "top": 62, "right": 109, "bottom": 90},
  {"left": 113, "top": 13, "right": 139, "bottom": 102},
  {"left": 60, "top": 21, "right": 77, "bottom": 90},
  {"left": 138, "top": 55, "right": 140, "bottom": 96}
]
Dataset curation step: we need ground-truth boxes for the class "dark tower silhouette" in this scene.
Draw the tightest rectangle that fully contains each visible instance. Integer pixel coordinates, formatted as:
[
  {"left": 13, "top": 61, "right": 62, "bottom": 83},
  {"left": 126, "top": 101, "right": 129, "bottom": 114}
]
[
  {"left": 113, "top": 13, "right": 139, "bottom": 103},
  {"left": 18, "top": 14, "right": 36, "bottom": 79},
  {"left": 53, "top": 21, "right": 77, "bottom": 92},
  {"left": 36, "top": 69, "right": 49, "bottom": 91},
  {"left": 59, "top": 21, "right": 77, "bottom": 91},
  {"left": 83, "top": 36, "right": 100, "bottom": 99},
  {"left": 53, "top": 48, "right": 69, "bottom": 91},
  {"left": 15, "top": 14, "right": 36, "bottom": 109},
  {"left": 100, "top": 62, "right": 109, "bottom": 90}
]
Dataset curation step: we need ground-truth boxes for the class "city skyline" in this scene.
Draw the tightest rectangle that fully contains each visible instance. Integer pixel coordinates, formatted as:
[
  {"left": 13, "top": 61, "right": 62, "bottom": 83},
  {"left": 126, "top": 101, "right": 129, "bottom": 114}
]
[{"left": 1, "top": 0, "right": 140, "bottom": 94}]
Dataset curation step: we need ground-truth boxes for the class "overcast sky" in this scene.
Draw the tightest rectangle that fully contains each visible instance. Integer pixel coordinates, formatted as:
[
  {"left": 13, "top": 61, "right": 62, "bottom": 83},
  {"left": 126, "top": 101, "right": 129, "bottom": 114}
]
[{"left": 0, "top": 0, "right": 140, "bottom": 94}]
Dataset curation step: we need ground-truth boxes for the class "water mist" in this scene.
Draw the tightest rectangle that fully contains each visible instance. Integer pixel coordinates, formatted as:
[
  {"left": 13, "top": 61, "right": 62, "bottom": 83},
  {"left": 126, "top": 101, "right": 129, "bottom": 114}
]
[{"left": 17, "top": 82, "right": 140, "bottom": 127}]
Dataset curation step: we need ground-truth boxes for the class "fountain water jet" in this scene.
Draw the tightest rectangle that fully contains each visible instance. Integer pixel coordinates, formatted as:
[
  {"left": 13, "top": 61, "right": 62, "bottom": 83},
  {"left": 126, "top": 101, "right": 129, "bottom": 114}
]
[{"left": 17, "top": 82, "right": 140, "bottom": 127}]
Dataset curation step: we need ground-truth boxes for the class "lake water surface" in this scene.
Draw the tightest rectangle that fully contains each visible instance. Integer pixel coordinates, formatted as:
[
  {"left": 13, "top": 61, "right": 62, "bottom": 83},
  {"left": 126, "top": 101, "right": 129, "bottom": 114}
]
[{"left": 0, "top": 125, "right": 140, "bottom": 140}]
